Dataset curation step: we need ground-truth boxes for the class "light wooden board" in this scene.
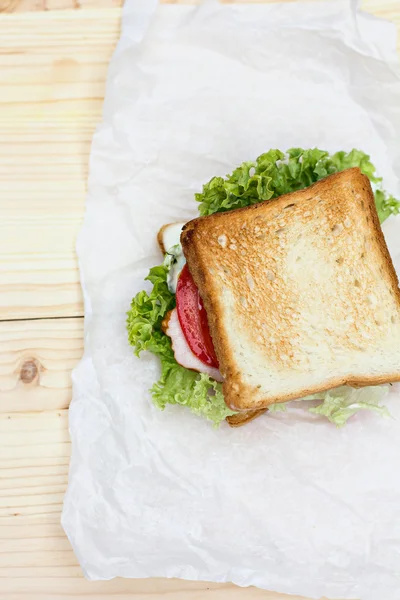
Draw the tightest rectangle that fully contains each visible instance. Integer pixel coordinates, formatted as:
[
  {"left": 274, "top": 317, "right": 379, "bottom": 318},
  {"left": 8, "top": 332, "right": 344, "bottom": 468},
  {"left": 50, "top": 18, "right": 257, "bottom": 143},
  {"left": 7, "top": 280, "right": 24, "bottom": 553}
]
[
  {"left": 0, "top": 1, "right": 399, "bottom": 599},
  {"left": 0, "top": 9, "right": 121, "bottom": 320},
  {"left": 0, "top": 318, "right": 83, "bottom": 413}
]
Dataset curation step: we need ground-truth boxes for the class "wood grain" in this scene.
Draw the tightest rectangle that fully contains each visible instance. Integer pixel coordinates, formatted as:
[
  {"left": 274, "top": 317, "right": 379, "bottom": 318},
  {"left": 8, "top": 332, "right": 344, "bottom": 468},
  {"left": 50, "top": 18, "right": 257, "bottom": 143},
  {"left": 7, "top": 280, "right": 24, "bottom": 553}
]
[
  {"left": 0, "top": 318, "right": 83, "bottom": 413},
  {"left": 0, "top": 1, "right": 399, "bottom": 599},
  {"left": 0, "top": 10, "right": 120, "bottom": 320}
]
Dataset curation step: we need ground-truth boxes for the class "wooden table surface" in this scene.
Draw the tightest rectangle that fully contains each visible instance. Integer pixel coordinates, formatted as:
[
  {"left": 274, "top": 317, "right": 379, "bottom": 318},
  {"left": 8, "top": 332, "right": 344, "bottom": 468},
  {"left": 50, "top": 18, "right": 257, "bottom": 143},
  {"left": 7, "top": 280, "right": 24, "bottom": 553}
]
[{"left": 0, "top": 0, "right": 399, "bottom": 598}]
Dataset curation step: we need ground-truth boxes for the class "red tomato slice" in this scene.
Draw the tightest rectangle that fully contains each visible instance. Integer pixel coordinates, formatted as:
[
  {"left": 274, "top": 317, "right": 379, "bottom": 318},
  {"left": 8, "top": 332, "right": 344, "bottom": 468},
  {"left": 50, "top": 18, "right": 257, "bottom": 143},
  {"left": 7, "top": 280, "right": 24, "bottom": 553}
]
[{"left": 176, "top": 264, "right": 219, "bottom": 369}]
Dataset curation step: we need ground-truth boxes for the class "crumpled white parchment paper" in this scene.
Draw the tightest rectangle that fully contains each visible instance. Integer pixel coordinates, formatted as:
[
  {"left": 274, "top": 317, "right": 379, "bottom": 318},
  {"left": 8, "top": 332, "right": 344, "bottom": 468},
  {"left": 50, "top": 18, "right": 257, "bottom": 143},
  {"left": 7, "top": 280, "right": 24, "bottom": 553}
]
[{"left": 62, "top": 1, "right": 400, "bottom": 598}]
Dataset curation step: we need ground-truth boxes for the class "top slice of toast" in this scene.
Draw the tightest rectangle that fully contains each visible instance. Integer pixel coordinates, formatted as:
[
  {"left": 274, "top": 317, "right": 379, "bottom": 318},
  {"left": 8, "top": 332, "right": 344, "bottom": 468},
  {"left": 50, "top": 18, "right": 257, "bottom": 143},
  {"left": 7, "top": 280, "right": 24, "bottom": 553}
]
[{"left": 181, "top": 168, "right": 400, "bottom": 411}]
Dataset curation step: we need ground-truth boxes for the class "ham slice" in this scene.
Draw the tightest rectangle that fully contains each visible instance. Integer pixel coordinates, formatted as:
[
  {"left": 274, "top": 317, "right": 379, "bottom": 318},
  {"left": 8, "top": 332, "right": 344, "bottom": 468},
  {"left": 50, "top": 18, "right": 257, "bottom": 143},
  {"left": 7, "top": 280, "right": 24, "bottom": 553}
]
[{"left": 163, "top": 309, "right": 223, "bottom": 382}]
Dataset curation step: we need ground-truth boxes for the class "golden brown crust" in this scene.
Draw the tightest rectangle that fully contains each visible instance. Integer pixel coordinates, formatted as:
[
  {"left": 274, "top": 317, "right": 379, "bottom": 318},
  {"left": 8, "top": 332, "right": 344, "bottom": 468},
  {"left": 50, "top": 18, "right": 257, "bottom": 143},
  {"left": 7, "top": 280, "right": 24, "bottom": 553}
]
[
  {"left": 226, "top": 408, "right": 268, "bottom": 428},
  {"left": 157, "top": 224, "right": 169, "bottom": 254},
  {"left": 181, "top": 168, "right": 400, "bottom": 410},
  {"left": 161, "top": 309, "right": 173, "bottom": 335}
]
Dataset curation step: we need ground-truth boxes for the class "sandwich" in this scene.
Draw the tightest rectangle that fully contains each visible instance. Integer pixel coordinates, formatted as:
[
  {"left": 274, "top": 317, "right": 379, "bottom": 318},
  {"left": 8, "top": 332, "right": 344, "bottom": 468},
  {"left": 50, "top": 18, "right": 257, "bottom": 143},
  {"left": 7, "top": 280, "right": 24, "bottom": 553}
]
[{"left": 127, "top": 148, "right": 400, "bottom": 427}]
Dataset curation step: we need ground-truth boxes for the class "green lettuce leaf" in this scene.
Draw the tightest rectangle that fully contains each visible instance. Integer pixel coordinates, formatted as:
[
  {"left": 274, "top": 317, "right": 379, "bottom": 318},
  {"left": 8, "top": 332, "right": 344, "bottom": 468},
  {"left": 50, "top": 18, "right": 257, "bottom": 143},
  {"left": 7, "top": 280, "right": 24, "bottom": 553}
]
[
  {"left": 375, "top": 189, "right": 400, "bottom": 222},
  {"left": 268, "top": 385, "right": 391, "bottom": 427},
  {"left": 127, "top": 257, "right": 235, "bottom": 426},
  {"left": 267, "top": 402, "right": 289, "bottom": 414},
  {"left": 307, "top": 385, "right": 391, "bottom": 427},
  {"left": 127, "top": 261, "right": 175, "bottom": 357},
  {"left": 195, "top": 148, "right": 399, "bottom": 223},
  {"left": 152, "top": 355, "right": 235, "bottom": 425}
]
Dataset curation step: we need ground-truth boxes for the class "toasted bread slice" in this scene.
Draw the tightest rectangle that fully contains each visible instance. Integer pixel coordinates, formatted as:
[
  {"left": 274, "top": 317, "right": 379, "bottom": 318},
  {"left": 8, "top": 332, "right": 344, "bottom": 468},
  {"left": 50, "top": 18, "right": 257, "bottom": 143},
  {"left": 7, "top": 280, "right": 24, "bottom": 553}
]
[
  {"left": 226, "top": 408, "right": 268, "bottom": 428},
  {"left": 181, "top": 168, "right": 400, "bottom": 411},
  {"left": 157, "top": 222, "right": 186, "bottom": 254}
]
